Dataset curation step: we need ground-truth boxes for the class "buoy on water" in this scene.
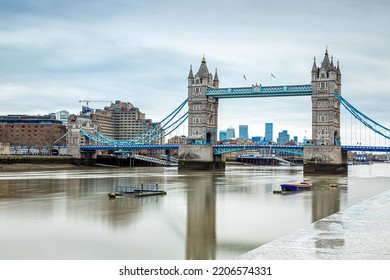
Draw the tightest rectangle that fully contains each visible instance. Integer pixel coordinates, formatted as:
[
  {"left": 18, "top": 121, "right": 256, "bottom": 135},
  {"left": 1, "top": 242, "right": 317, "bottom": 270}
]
[{"left": 108, "top": 192, "right": 116, "bottom": 198}]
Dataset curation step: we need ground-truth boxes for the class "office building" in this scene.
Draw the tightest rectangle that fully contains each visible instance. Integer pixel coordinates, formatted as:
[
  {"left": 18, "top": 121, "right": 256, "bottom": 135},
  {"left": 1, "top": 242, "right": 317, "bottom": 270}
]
[
  {"left": 277, "top": 130, "right": 290, "bottom": 144},
  {"left": 265, "top": 123, "right": 273, "bottom": 143},
  {"left": 219, "top": 130, "right": 227, "bottom": 142},
  {"left": 252, "top": 136, "right": 263, "bottom": 143},
  {"left": 239, "top": 125, "right": 249, "bottom": 140},
  {"left": 226, "top": 126, "right": 235, "bottom": 139}
]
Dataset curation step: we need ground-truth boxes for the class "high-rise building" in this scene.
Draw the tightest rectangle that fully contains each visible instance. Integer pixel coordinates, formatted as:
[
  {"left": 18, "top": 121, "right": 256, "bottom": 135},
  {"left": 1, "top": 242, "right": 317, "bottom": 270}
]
[
  {"left": 239, "top": 125, "right": 248, "bottom": 140},
  {"left": 265, "top": 123, "right": 273, "bottom": 143},
  {"left": 91, "top": 100, "right": 157, "bottom": 142},
  {"left": 226, "top": 126, "right": 235, "bottom": 139},
  {"left": 277, "top": 130, "right": 290, "bottom": 144},
  {"left": 219, "top": 130, "right": 227, "bottom": 142}
]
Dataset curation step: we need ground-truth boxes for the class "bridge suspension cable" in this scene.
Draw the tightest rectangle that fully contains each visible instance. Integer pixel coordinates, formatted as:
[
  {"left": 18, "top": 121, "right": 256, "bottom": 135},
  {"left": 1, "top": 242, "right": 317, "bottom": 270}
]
[{"left": 335, "top": 93, "right": 390, "bottom": 141}]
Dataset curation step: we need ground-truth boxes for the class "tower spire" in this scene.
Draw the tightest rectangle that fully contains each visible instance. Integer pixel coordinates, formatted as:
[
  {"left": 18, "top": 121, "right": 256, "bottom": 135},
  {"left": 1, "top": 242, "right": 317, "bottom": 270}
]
[
  {"left": 213, "top": 67, "right": 219, "bottom": 87},
  {"left": 321, "top": 46, "right": 331, "bottom": 71},
  {"left": 188, "top": 64, "right": 194, "bottom": 79},
  {"left": 311, "top": 56, "right": 317, "bottom": 72}
]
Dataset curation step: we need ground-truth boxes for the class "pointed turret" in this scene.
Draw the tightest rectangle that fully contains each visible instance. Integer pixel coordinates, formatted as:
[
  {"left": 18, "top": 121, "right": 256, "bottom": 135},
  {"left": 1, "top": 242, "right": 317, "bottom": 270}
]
[
  {"left": 196, "top": 54, "right": 210, "bottom": 79},
  {"left": 188, "top": 64, "right": 194, "bottom": 79},
  {"left": 188, "top": 64, "right": 194, "bottom": 86},
  {"left": 330, "top": 55, "right": 334, "bottom": 69},
  {"left": 336, "top": 60, "right": 341, "bottom": 75},
  {"left": 311, "top": 57, "right": 317, "bottom": 72},
  {"left": 321, "top": 46, "right": 331, "bottom": 71},
  {"left": 213, "top": 68, "right": 219, "bottom": 88}
]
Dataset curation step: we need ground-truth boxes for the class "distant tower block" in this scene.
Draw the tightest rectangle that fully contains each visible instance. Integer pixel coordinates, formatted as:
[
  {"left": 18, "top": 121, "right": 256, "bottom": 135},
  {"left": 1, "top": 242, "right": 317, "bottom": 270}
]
[{"left": 304, "top": 47, "right": 347, "bottom": 174}]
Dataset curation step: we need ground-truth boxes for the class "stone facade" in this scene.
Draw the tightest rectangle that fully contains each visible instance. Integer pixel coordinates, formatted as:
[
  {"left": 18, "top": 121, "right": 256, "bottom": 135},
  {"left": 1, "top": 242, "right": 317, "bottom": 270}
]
[
  {"left": 304, "top": 146, "right": 347, "bottom": 173},
  {"left": 187, "top": 56, "right": 219, "bottom": 145},
  {"left": 305, "top": 48, "right": 347, "bottom": 174},
  {"left": 178, "top": 144, "right": 225, "bottom": 170},
  {"left": 311, "top": 47, "right": 342, "bottom": 145},
  {"left": 66, "top": 115, "right": 98, "bottom": 158}
]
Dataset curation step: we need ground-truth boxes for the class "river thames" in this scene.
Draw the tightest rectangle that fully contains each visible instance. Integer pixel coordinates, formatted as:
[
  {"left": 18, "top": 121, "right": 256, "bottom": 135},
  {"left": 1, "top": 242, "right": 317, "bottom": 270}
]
[{"left": 0, "top": 163, "right": 389, "bottom": 260}]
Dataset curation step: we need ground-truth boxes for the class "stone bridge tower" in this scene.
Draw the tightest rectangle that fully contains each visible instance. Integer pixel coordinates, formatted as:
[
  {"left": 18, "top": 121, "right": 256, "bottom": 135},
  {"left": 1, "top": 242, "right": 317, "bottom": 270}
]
[
  {"left": 311, "top": 47, "right": 341, "bottom": 145},
  {"left": 304, "top": 48, "right": 347, "bottom": 173},
  {"left": 187, "top": 55, "right": 219, "bottom": 145},
  {"left": 178, "top": 56, "right": 225, "bottom": 170}
]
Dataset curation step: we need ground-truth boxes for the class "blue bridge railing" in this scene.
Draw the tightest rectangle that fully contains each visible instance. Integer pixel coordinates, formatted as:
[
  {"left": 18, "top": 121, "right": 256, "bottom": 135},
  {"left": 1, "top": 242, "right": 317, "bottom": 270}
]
[{"left": 206, "top": 84, "right": 312, "bottom": 98}]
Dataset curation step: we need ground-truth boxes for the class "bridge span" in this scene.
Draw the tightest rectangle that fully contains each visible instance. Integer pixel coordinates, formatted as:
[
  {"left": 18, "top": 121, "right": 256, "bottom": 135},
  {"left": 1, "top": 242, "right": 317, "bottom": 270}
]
[{"left": 79, "top": 144, "right": 390, "bottom": 154}]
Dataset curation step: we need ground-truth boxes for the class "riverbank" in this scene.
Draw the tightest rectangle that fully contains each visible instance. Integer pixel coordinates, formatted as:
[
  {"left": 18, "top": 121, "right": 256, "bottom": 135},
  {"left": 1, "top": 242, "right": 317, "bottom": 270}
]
[
  {"left": 0, "top": 155, "right": 82, "bottom": 171},
  {"left": 0, "top": 163, "right": 82, "bottom": 171},
  {"left": 238, "top": 189, "right": 390, "bottom": 260}
]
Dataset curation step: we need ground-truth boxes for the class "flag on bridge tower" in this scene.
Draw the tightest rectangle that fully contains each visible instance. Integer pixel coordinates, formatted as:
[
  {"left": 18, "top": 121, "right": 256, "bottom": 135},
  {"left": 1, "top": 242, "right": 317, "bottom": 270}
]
[
  {"left": 243, "top": 74, "right": 247, "bottom": 80},
  {"left": 270, "top": 73, "right": 276, "bottom": 85}
]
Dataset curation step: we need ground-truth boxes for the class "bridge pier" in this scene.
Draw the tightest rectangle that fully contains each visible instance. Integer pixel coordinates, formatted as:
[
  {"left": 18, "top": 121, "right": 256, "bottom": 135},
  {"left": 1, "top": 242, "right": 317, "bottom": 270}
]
[
  {"left": 303, "top": 146, "right": 348, "bottom": 174},
  {"left": 178, "top": 145, "right": 225, "bottom": 170}
]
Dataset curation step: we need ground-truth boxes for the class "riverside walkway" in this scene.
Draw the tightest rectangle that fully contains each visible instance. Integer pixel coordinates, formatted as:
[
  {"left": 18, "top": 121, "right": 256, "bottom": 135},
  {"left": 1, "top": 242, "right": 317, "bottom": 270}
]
[{"left": 239, "top": 189, "right": 390, "bottom": 260}]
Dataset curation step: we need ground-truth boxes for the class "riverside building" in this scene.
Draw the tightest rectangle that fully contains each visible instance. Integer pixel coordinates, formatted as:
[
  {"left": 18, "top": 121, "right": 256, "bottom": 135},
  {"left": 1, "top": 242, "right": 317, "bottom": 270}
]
[
  {"left": 90, "top": 100, "right": 160, "bottom": 143},
  {"left": 0, "top": 114, "right": 66, "bottom": 153}
]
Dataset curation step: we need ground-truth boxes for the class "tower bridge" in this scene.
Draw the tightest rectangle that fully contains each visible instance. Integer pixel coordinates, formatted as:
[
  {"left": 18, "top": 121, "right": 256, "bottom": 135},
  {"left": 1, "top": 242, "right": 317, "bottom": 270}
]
[{"left": 76, "top": 48, "right": 390, "bottom": 174}]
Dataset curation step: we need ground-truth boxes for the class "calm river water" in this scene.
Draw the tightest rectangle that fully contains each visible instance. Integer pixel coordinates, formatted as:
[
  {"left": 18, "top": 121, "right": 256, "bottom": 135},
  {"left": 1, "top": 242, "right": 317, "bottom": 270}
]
[{"left": 1, "top": 163, "right": 389, "bottom": 260}]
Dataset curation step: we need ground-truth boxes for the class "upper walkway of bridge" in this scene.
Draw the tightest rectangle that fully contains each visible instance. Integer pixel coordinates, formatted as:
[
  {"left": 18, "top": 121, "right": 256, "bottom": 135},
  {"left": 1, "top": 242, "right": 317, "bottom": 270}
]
[{"left": 206, "top": 84, "right": 312, "bottom": 98}]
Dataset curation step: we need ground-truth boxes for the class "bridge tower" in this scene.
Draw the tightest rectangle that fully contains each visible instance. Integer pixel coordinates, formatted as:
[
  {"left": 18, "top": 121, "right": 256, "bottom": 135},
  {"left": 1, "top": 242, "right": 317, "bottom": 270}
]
[
  {"left": 304, "top": 48, "right": 348, "bottom": 173},
  {"left": 178, "top": 56, "right": 225, "bottom": 170},
  {"left": 187, "top": 55, "right": 219, "bottom": 145}
]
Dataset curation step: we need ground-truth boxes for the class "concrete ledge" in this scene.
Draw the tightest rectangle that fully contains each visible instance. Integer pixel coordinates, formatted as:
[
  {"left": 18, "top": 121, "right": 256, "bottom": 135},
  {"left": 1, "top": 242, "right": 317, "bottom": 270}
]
[{"left": 238, "top": 189, "right": 390, "bottom": 260}]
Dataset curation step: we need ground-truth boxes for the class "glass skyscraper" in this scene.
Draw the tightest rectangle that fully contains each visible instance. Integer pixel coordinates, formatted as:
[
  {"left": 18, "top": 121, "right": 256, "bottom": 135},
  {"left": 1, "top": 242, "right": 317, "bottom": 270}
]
[
  {"left": 219, "top": 130, "right": 227, "bottom": 141},
  {"left": 239, "top": 125, "right": 248, "bottom": 140},
  {"left": 265, "top": 123, "right": 273, "bottom": 143},
  {"left": 277, "top": 130, "right": 290, "bottom": 144},
  {"left": 226, "top": 126, "right": 235, "bottom": 139}
]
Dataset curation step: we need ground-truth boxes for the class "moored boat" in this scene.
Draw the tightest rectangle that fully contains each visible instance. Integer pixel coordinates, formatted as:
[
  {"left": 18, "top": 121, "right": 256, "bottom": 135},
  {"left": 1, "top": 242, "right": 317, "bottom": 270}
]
[{"left": 280, "top": 182, "right": 312, "bottom": 192}]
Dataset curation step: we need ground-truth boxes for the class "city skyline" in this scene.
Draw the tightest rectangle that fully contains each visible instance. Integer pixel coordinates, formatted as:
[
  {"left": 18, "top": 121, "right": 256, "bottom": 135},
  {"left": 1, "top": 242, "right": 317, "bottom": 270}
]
[{"left": 1, "top": 1, "right": 390, "bottom": 141}]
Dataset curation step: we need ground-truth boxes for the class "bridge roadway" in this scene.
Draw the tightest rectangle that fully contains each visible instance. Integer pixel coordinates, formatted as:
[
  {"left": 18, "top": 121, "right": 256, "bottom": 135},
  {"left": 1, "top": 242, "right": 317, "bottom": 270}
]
[
  {"left": 238, "top": 189, "right": 390, "bottom": 260},
  {"left": 80, "top": 144, "right": 390, "bottom": 154}
]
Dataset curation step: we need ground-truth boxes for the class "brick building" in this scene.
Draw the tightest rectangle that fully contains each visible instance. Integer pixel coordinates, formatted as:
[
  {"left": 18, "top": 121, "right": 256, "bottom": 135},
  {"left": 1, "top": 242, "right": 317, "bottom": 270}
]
[{"left": 0, "top": 115, "right": 67, "bottom": 152}]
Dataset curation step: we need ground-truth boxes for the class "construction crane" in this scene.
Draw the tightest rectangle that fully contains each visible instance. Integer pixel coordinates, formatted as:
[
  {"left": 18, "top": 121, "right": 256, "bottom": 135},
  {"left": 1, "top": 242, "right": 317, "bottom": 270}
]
[{"left": 78, "top": 100, "right": 111, "bottom": 107}]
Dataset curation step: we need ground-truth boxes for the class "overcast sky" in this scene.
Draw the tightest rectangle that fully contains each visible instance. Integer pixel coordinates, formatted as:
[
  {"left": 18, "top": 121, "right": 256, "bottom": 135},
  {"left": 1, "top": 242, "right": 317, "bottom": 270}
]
[{"left": 1, "top": 0, "right": 390, "bottom": 143}]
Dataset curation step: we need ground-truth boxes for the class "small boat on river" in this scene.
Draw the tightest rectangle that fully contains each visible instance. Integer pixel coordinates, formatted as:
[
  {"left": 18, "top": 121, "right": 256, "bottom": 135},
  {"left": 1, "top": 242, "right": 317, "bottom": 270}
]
[{"left": 280, "top": 182, "right": 312, "bottom": 192}]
